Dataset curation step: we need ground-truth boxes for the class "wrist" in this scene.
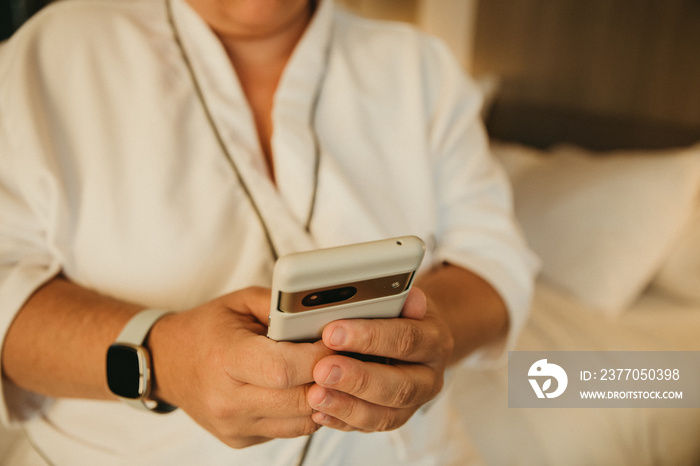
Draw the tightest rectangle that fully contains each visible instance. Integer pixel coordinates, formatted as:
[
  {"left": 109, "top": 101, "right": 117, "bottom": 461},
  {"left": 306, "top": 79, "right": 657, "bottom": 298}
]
[
  {"left": 146, "top": 312, "right": 183, "bottom": 408},
  {"left": 106, "top": 309, "right": 177, "bottom": 413}
]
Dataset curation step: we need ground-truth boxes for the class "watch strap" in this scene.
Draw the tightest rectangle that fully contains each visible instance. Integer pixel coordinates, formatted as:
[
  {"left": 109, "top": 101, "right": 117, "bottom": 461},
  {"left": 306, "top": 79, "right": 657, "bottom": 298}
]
[
  {"left": 115, "top": 309, "right": 177, "bottom": 413},
  {"left": 117, "top": 309, "right": 173, "bottom": 344}
]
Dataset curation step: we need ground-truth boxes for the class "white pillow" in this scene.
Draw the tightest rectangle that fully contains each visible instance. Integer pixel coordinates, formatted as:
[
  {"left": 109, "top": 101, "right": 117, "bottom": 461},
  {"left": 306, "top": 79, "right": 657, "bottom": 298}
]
[
  {"left": 474, "top": 74, "right": 500, "bottom": 120},
  {"left": 493, "top": 142, "right": 700, "bottom": 314},
  {"left": 652, "top": 208, "right": 700, "bottom": 302}
]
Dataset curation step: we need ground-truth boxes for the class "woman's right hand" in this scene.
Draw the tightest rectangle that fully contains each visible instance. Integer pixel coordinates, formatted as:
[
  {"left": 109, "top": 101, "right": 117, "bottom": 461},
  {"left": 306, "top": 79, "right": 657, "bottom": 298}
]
[{"left": 148, "top": 286, "right": 334, "bottom": 449}]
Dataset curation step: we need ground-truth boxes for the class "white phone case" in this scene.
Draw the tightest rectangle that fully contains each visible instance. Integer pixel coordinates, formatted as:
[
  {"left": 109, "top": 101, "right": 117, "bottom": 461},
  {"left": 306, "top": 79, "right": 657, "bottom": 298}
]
[{"left": 267, "top": 236, "right": 425, "bottom": 342}]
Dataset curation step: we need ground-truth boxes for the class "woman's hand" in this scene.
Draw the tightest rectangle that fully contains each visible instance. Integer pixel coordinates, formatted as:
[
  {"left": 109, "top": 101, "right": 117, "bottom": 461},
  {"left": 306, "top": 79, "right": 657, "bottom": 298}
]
[
  {"left": 306, "top": 287, "right": 454, "bottom": 432},
  {"left": 148, "top": 287, "right": 334, "bottom": 449}
]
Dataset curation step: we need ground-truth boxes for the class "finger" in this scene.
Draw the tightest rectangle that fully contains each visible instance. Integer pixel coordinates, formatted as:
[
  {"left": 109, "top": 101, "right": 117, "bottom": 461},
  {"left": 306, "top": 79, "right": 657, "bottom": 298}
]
[
  {"left": 310, "top": 412, "right": 356, "bottom": 432},
  {"left": 307, "top": 385, "right": 414, "bottom": 432},
  {"left": 195, "top": 383, "right": 314, "bottom": 431},
  {"left": 233, "top": 383, "right": 316, "bottom": 418},
  {"left": 321, "top": 316, "right": 444, "bottom": 364},
  {"left": 249, "top": 415, "right": 321, "bottom": 439},
  {"left": 187, "top": 383, "right": 320, "bottom": 449},
  {"left": 312, "top": 355, "right": 441, "bottom": 408},
  {"left": 215, "top": 416, "right": 320, "bottom": 449},
  {"left": 400, "top": 287, "right": 428, "bottom": 320},
  {"left": 228, "top": 335, "right": 333, "bottom": 388},
  {"left": 218, "top": 286, "right": 272, "bottom": 325}
]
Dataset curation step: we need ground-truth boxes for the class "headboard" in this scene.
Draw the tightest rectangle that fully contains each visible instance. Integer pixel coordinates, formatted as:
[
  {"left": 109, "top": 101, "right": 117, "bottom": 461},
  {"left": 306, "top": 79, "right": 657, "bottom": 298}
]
[
  {"left": 474, "top": 0, "right": 700, "bottom": 150},
  {"left": 339, "top": 0, "right": 700, "bottom": 151}
]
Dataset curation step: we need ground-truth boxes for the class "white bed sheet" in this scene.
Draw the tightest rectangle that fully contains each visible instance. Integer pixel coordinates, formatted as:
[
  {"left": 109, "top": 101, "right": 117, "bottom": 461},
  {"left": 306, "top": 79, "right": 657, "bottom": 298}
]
[{"left": 448, "top": 280, "right": 700, "bottom": 466}]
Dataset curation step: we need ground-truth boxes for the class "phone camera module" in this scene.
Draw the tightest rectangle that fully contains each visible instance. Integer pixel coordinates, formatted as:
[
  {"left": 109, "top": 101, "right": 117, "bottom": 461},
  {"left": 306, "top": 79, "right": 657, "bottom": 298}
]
[{"left": 302, "top": 286, "right": 357, "bottom": 307}]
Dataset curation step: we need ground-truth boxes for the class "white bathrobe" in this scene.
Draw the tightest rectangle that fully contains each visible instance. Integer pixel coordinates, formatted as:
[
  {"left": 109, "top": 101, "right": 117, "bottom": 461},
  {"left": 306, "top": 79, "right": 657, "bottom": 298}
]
[{"left": 0, "top": 0, "right": 537, "bottom": 464}]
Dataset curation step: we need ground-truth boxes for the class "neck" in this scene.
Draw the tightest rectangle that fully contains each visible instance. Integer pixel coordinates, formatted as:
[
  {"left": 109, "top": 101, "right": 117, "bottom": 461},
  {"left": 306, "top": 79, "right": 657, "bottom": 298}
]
[
  {"left": 184, "top": 0, "right": 316, "bottom": 180},
  {"left": 191, "top": 1, "right": 314, "bottom": 75}
]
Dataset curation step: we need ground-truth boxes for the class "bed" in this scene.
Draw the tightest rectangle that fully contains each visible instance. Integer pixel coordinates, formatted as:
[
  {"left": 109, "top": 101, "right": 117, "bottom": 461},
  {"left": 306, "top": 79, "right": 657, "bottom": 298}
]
[
  {"left": 447, "top": 140, "right": 700, "bottom": 465},
  {"left": 450, "top": 285, "right": 700, "bottom": 465}
]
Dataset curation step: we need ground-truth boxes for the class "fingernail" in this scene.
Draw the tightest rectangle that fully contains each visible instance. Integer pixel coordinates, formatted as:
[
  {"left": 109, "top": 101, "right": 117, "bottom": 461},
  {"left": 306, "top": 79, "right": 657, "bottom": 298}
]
[
  {"left": 313, "top": 390, "right": 332, "bottom": 409},
  {"left": 329, "top": 327, "right": 346, "bottom": 347},
  {"left": 324, "top": 365, "right": 342, "bottom": 386}
]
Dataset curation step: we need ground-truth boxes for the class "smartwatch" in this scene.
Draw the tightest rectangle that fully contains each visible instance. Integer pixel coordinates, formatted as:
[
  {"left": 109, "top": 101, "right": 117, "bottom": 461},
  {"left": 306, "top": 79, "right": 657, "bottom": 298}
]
[{"left": 106, "top": 309, "right": 177, "bottom": 413}]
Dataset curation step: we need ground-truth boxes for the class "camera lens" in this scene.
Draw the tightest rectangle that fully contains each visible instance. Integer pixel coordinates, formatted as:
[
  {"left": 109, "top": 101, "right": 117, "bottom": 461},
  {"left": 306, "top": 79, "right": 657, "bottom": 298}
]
[
  {"left": 302, "top": 286, "right": 357, "bottom": 307},
  {"left": 305, "top": 294, "right": 321, "bottom": 305}
]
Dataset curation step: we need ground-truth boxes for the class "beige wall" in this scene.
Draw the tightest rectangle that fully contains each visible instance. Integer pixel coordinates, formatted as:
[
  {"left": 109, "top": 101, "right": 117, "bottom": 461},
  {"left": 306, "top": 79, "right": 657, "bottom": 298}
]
[
  {"left": 473, "top": 0, "right": 700, "bottom": 130},
  {"left": 336, "top": 0, "right": 700, "bottom": 134}
]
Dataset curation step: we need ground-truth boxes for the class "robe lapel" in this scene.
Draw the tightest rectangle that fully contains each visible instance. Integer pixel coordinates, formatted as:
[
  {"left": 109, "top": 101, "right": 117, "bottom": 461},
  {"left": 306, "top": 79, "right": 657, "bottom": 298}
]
[{"left": 169, "top": 0, "right": 336, "bottom": 258}]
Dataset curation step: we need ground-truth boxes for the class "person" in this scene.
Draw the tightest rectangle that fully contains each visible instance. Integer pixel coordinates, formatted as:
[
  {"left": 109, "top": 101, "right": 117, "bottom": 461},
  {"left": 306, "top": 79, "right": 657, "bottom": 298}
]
[{"left": 0, "top": 0, "right": 538, "bottom": 464}]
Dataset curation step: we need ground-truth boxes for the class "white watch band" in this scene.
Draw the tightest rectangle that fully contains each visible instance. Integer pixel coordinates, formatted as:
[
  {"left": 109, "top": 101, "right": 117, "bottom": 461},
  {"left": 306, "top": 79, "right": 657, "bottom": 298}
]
[
  {"left": 115, "top": 309, "right": 175, "bottom": 413},
  {"left": 117, "top": 309, "right": 172, "bottom": 343}
]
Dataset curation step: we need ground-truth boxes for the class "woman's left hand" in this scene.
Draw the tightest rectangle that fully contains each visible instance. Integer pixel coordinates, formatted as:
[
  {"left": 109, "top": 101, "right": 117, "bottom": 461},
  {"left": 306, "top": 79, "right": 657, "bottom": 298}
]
[{"left": 306, "top": 287, "right": 454, "bottom": 432}]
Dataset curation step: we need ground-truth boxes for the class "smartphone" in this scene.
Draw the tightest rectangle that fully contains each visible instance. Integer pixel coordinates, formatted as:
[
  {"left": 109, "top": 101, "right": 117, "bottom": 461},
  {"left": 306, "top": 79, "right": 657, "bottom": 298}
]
[{"left": 267, "top": 236, "right": 425, "bottom": 342}]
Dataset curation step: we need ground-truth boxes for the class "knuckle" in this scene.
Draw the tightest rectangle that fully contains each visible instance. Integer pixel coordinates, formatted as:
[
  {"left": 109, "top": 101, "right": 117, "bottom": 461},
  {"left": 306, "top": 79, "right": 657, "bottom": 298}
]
[
  {"left": 374, "top": 409, "right": 408, "bottom": 432},
  {"left": 420, "top": 317, "right": 454, "bottom": 363},
  {"left": 263, "top": 357, "right": 293, "bottom": 389},
  {"left": 300, "top": 418, "right": 322, "bottom": 437},
  {"left": 298, "top": 385, "right": 314, "bottom": 415},
  {"left": 356, "top": 323, "right": 382, "bottom": 355},
  {"left": 396, "top": 324, "right": 421, "bottom": 358},
  {"left": 227, "top": 437, "right": 260, "bottom": 450},
  {"left": 203, "top": 403, "right": 258, "bottom": 447},
  {"left": 338, "top": 395, "right": 357, "bottom": 420},
  {"left": 439, "top": 325, "right": 455, "bottom": 358},
  {"left": 271, "top": 416, "right": 320, "bottom": 439},
  {"left": 429, "top": 369, "right": 445, "bottom": 399},
  {"left": 390, "top": 377, "right": 418, "bottom": 408},
  {"left": 350, "top": 366, "right": 374, "bottom": 396},
  {"left": 203, "top": 394, "right": 239, "bottom": 422}
]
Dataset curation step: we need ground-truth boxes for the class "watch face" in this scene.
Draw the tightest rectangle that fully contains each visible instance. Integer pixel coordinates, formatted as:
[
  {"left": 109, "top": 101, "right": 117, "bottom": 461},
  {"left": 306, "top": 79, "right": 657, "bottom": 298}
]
[{"left": 107, "top": 344, "right": 147, "bottom": 399}]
